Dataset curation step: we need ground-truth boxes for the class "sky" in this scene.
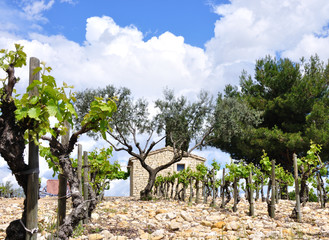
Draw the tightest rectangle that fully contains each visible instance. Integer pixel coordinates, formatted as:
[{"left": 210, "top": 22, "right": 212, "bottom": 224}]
[{"left": 1, "top": 0, "right": 329, "bottom": 196}]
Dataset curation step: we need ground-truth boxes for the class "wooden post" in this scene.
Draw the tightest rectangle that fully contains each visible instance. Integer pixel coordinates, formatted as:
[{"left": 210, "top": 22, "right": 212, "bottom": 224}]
[
  {"left": 275, "top": 181, "right": 279, "bottom": 203},
  {"left": 293, "top": 153, "right": 301, "bottom": 222},
  {"left": 249, "top": 170, "right": 254, "bottom": 216},
  {"left": 233, "top": 177, "right": 238, "bottom": 212},
  {"left": 26, "top": 57, "right": 40, "bottom": 240},
  {"left": 57, "top": 173, "right": 67, "bottom": 226},
  {"left": 57, "top": 121, "right": 70, "bottom": 226},
  {"left": 220, "top": 168, "right": 225, "bottom": 208},
  {"left": 269, "top": 159, "right": 276, "bottom": 218},
  {"left": 317, "top": 172, "right": 324, "bottom": 208},
  {"left": 211, "top": 170, "right": 216, "bottom": 207},
  {"left": 77, "top": 144, "right": 83, "bottom": 194},
  {"left": 83, "top": 151, "right": 89, "bottom": 224}
]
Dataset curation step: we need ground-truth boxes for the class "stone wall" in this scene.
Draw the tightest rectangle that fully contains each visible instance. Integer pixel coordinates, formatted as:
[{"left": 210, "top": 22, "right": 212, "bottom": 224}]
[{"left": 129, "top": 147, "right": 205, "bottom": 197}]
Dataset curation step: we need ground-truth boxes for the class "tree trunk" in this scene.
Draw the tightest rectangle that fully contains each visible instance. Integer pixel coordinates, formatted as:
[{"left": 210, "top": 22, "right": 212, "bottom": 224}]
[
  {"left": 248, "top": 171, "right": 254, "bottom": 216},
  {"left": 182, "top": 185, "right": 186, "bottom": 202},
  {"left": 166, "top": 182, "right": 170, "bottom": 199},
  {"left": 261, "top": 178, "right": 265, "bottom": 202},
  {"left": 170, "top": 182, "right": 174, "bottom": 199},
  {"left": 140, "top": 170, "right": 157, "bottom": 200},
  {"left": 189, "top": 178, "right": 193, "bottom": 203},
  {"left": 203, "top": 177, "right": 207, "bottom": 204},
  {"left": 291, "top": 153, "right": 301, "bottom": 222},
  {"left": 220, "top": 168, "right": 225, "bottom": 208},
  {"left": 211, "top": 171, "right": 216, "bottom": 207},
  {"left": 233, "top": 177, "right": 238, "bottom": 212},
  {"left": 275, "top": 181, "right": 280, "bottom": 204},
  {"left": 317, "top": 172, "right": 325, "bottom": 208},
  {"left": 2, "top": 104, "right": 29, "bottom": 240},
  {"left": 255, "top": 182, "right": 259, "bottom": 201},
  {"left": 55, "top": 154, "right": 97, "bottom": 240},
  {"left": 174, "top": 181, "right": 180, "bottom": 200},
  {"left": 268, "top": 160, "right": 276, "bottom": 218},
  {"left": 244, "top": 178, "right": 249, "bottom": 201},
  {"left": 300, "top": 176, "right": 309, "bottom": 206},
  {"left": 195, "top": 180, "right": 200, "bottom": 203}
]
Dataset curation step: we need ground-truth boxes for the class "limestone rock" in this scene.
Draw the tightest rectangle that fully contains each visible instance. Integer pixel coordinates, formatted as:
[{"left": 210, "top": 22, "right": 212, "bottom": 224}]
[
  {"left": 91, "top": 212, "right": 100, "bottom": 221},
  {"left": 156, "top": 209, "right": 167, "bottom": 214},
  {"left": 201, "top": 220, "right": 212, "bottom": 227},
  {"left": 140, "top": 232, "right": 151, "bottom": 239},
  {"left": 165, "top": 211, "right": 176, "bottom": 220},
  {"left": 226, "top": 221, "right": 240, "bottom": 231},
  {"left": 169, "top": 221, "right": 181, "bottom": 231},
  {"left": 212, "top": 221, "right": 226, "bottom": 229},
  {"left": 88, "top": 233, "right": 103, "bottom": 240},
  {"left": 0, "top": 197, "right": 328, "bottom": 240},
  {"left": 180, "top": 211, "right": 193, "bottom": 222}
]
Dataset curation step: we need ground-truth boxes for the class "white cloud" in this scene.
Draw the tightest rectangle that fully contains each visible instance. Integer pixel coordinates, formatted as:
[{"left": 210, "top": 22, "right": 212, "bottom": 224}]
[
  {"left": 203, "top": 0, "right": 329, "bottom": 87},
  {"left": 21, "top": 0, "right": 55, "bottom": 22},
  {"left": 0, "top": 0, "right": 75, "bottom": 36},
  {"left": 282, "top": 34, "right": 329, "bottom": 61},
  {"left": 60, "top": 0, "right": 77, "bottom": 4},
  {"left": 105, "top": 179, "right": 130, "bottom": 197},
  {"left": 0, "top": 16, "right": 212, "bottom": 100}
]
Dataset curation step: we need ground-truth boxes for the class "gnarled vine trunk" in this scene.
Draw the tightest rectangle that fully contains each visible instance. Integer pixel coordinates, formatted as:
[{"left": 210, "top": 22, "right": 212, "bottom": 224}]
[
  {"left": 0, "top": 100, "right": 30, "bottom": 240},
  {"left": 45, "top": 135, "right": 98, "bottom": 240}
]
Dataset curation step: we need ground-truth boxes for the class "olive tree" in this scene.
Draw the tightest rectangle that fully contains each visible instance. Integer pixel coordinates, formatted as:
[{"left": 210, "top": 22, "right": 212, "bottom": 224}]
[{"left": 75, "top": 86, "right": 214, "bottom": 199}]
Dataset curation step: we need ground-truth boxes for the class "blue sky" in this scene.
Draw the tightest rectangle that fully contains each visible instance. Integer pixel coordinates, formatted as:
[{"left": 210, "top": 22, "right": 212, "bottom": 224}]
[
  {"left": 44, "top": 0, "right": 225, "bottom": 48},
  {"left": 3, "top": 0, "right": 226, "bottom": 48},
  {"left": 1, "top": 0, "right": 329, "bottom": 196}
]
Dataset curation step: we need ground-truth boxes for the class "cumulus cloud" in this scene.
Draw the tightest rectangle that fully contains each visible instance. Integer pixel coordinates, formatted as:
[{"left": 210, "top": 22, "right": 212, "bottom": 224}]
[
  {"left": 205, "top": 0, "right": 329, "bottom": 86},
  {"left": 0, "top": 16, "right": 212, "bottom": 100}
]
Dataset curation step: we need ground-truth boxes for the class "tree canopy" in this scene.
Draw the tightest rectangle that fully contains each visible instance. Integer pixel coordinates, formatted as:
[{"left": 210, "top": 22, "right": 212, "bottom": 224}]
[
  {"left": 210, "top": 55, "right": 329, "bottom": 169},
  {"left": 75, "top": 86, "right": 213, "bottom": 199}
]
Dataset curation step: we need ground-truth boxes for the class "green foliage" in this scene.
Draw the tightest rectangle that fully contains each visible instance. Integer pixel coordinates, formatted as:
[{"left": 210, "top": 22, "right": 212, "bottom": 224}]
[
  {"left": 288, "top": 190, "right": 318, "bottom": 202},
  {"left": 177, "top": 167, "right": 192, "bottom": 187},
  {"left": 88, "top": 147, "right": 129, "bottom": 197},
  {"left": 0, "top": 43, "right": 26, "bottom": 71},
  {"left": 210, "top": 159, "right": 221, "bottom": 171},
  {"left": 260, "top": 150, "right": 294, "bottom": 186},
  {"left": 72, "top": 222, "right": 85, "bottom": 238},
  {"left": 211, "top": 95, "right": 262, "bottom": 143},
  {"left": 14, "top": 61, "right": 77, "bottom": 141},
  {"left": 81, "top": 97, "right": 117, "bottom": 139},
  {"left": 0, "top": 181, "right": 14, "bottom": 197},
  {"left": 195, "top": 163, "right": 208, "bottom": 181},
  {"left": 155, "top": 89, "right": 213, "bottom": 151},
  {"left": 297, "top": 142, "right": 322, "bottom": 170},
  {"left": 260, "top": 150, "right": 271, "bottom": 174},
  {"left": 40, "top": 146, "right": 60, "bottom": 176},
  {"left": 75, "top": 85, "right": 152, "bottom": 140},
  {"left": 308, "top": 188, "right": 319, "bottom": 202},
  {"left": 225, "top": 161, "right": 252, "bottom": 182},
  {"left": 213, "top": 55, "right": 329, "bottom": 169}
]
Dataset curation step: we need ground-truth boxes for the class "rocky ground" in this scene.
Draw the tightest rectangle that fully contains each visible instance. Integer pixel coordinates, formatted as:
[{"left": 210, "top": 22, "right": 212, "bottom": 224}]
[{"left": 0, "top": 196, "right": 329, "bottom": 240}]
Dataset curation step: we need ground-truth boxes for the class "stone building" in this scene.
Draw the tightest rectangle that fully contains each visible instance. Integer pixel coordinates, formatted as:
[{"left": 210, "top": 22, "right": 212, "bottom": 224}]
[{"left": 127, "top": 146, "right": 206, "bottom": 197}]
